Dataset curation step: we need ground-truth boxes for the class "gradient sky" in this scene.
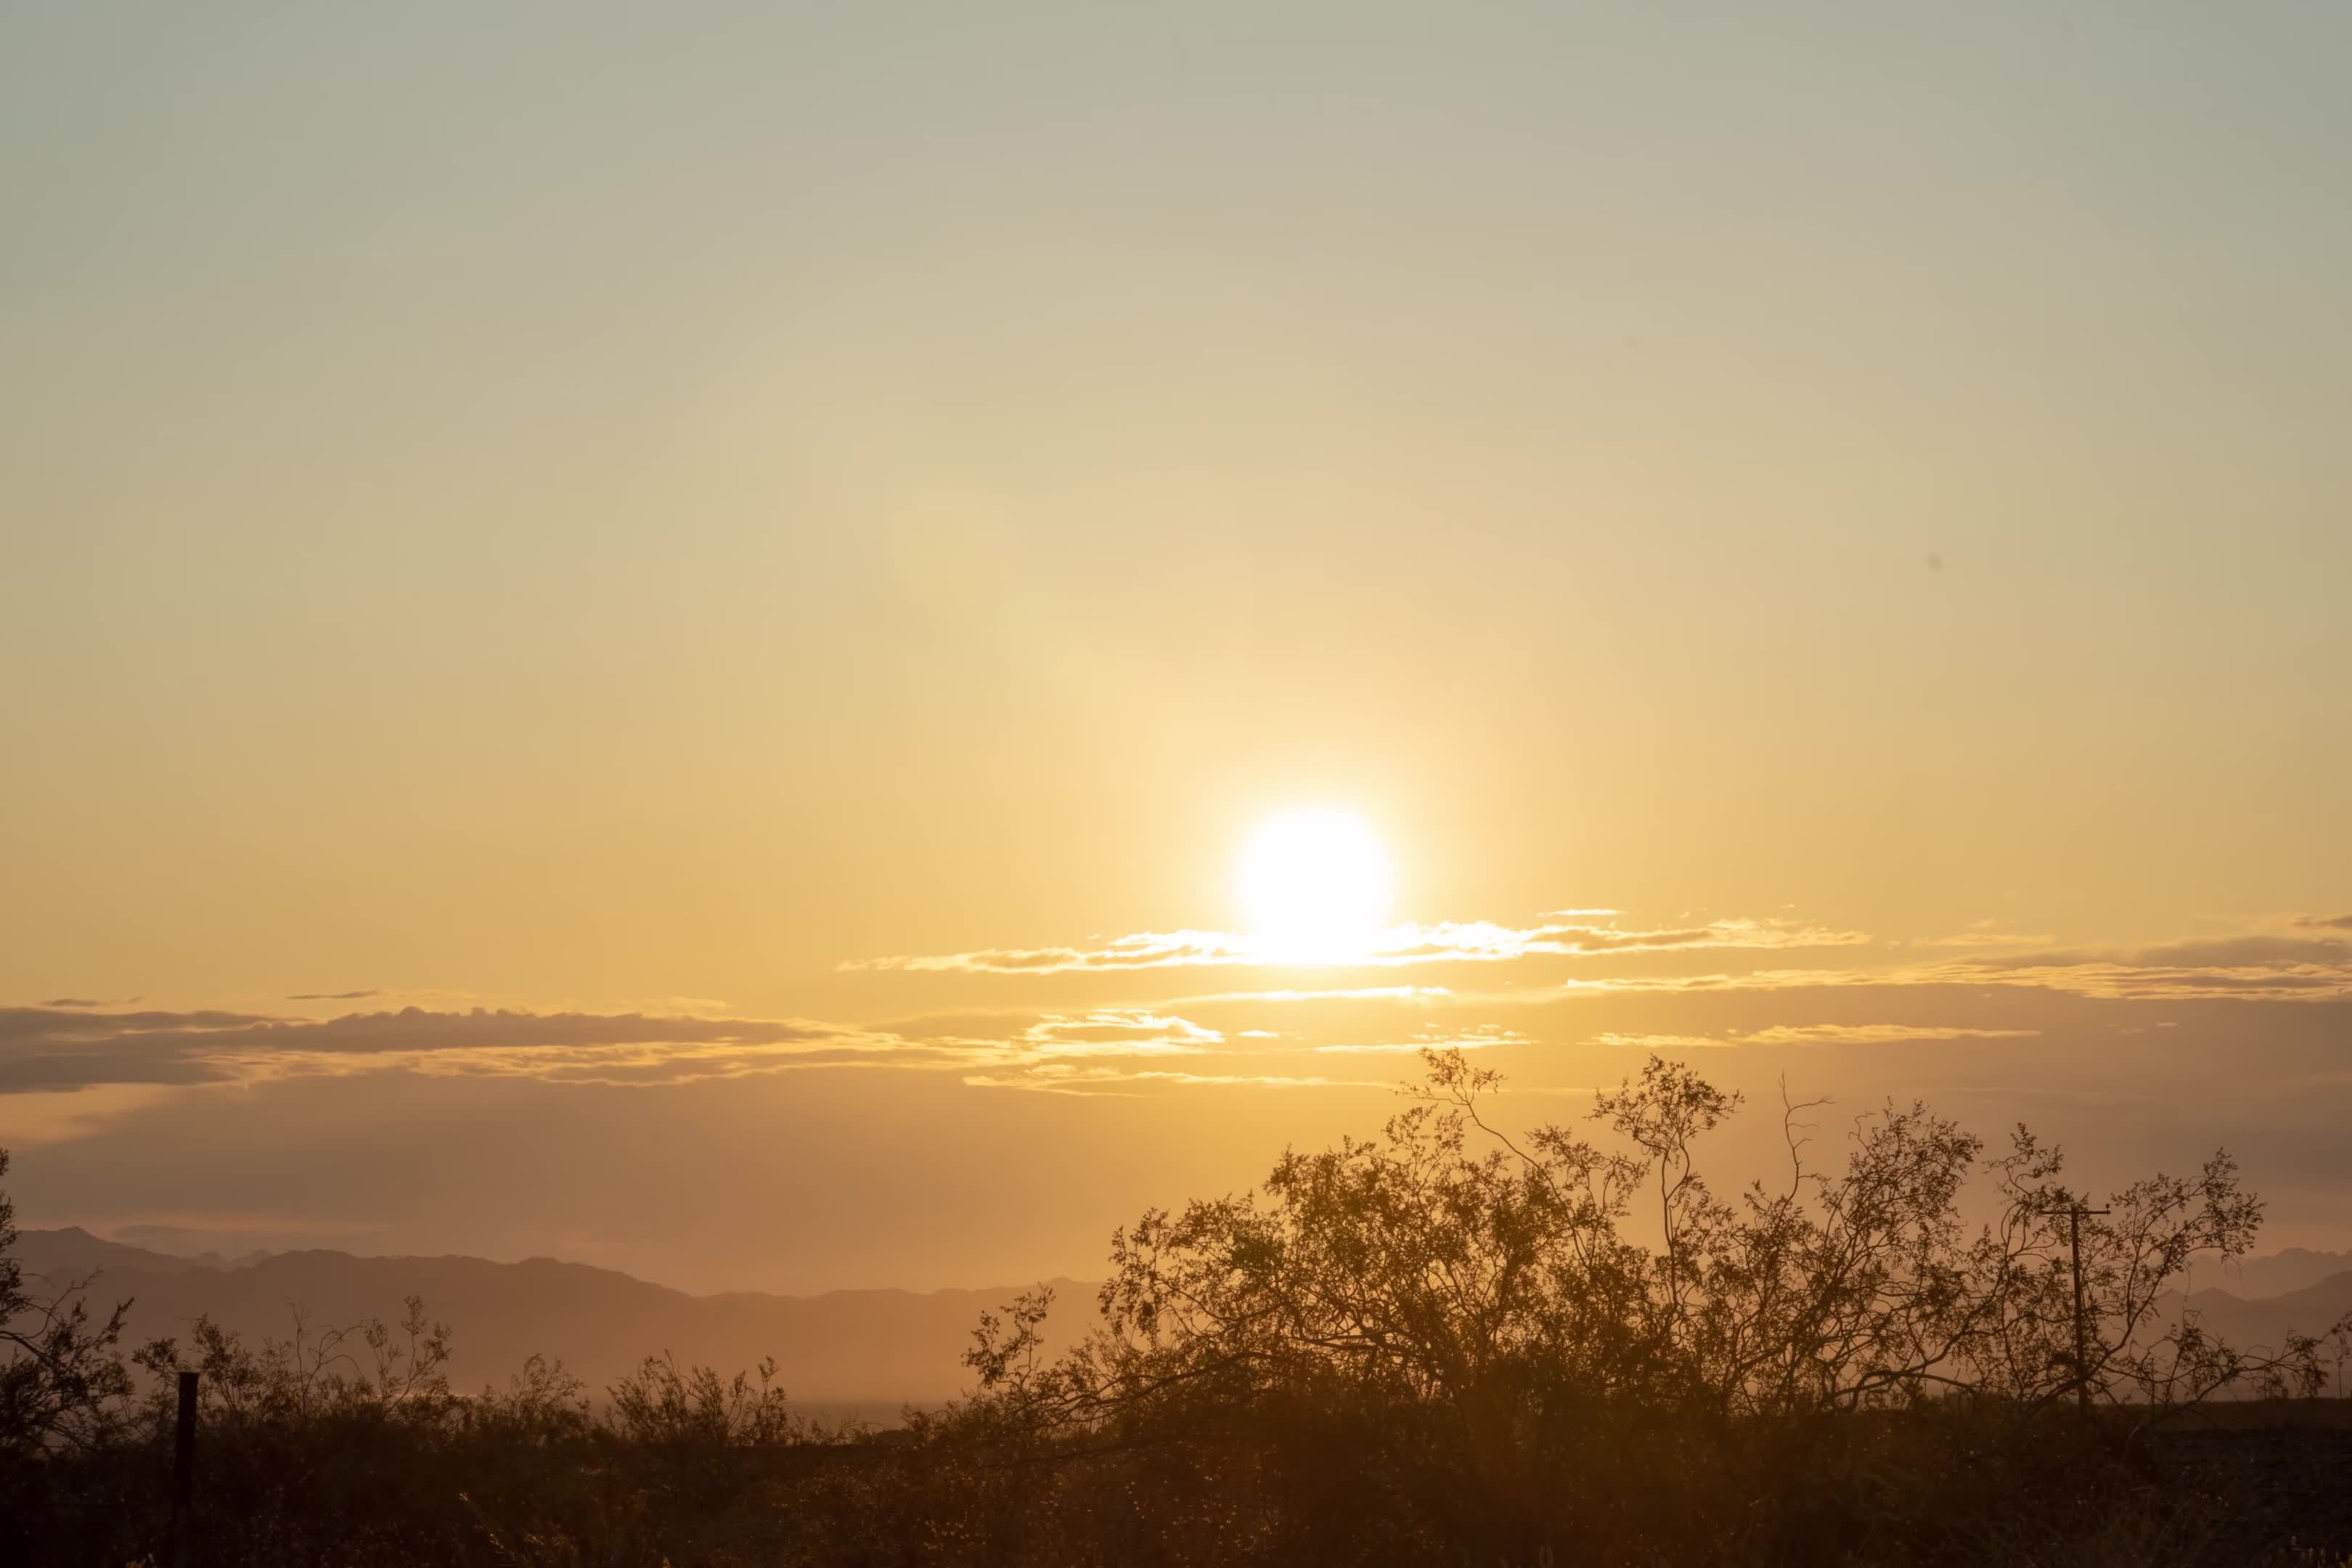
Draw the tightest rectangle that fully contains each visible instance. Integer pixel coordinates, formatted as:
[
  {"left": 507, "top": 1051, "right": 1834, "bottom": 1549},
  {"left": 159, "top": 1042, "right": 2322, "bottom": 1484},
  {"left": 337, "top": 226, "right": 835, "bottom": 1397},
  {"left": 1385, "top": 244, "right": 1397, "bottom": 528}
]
[{"left": 4, "top": 2, "right": 2348, "bottom": 1294}]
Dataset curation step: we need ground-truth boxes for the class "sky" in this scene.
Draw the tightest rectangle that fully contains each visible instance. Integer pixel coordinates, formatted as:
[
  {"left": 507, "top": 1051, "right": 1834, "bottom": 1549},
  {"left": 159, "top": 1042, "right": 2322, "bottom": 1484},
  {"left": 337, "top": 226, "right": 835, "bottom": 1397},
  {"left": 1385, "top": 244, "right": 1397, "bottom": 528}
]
[{"left": 3, "top": 1, "right": 2348, "bottom": 1295}]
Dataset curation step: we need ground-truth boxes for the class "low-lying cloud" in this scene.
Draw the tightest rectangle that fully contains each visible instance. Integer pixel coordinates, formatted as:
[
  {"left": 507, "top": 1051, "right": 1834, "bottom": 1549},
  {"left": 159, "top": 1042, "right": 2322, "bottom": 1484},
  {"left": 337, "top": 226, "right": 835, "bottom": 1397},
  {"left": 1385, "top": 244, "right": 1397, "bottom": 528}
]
[
  {"left": 1544, "top": 928, "right": 2352, "bottom": 1005},
  {"left": 961, "top": 1063, "right": 1374, "bottom": 1097},
  {"left": 1592, "top": 1024, "right": 2043, "bottom": 1050},
  {"left": 9, "top": 916, "right": 2344, "bottom": 1120},
  {"left": 844, "top": 916, "right": 1871, "bottom": 976},
  {"left": 0, "top": 1005, "right": 923, "bottom": 1095},
  {"left": 1314, "top": 1025, "right": 1529, "bottom": 1055},
  {"left": 0, "top": 1003, "right": 1279, "bottom": 1101}
]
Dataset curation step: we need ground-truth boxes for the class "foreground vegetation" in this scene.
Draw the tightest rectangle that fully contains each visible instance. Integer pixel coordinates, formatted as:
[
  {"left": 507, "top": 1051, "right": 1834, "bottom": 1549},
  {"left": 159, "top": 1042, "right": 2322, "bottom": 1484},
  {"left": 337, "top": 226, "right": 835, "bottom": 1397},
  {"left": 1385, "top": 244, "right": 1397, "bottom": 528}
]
[{"left": 6, "top": 1054, "right": 2350, "bottom": 1566}]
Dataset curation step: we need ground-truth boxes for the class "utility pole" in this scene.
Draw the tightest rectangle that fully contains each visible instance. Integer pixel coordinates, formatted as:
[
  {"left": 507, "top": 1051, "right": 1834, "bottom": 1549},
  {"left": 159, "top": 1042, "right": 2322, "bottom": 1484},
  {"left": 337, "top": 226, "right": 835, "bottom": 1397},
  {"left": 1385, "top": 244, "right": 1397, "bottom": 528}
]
[
  {"left": 2059, "top": 1201, "right": 2110, "bottom": 1417},
  {"left": 169, "top": 1371, "right": 197, "bottom": 1568}
]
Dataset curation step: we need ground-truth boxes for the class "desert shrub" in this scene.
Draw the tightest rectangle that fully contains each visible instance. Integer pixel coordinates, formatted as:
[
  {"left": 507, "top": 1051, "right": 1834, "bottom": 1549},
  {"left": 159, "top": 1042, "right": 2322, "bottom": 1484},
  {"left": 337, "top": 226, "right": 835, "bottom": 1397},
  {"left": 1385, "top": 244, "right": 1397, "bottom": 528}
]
[
  {"left": 0, "top": 1149, "right": 135, "bottom": 1462},
  {"left": 941, "top": 1050, "right": 2352, "bottom": 1566}
]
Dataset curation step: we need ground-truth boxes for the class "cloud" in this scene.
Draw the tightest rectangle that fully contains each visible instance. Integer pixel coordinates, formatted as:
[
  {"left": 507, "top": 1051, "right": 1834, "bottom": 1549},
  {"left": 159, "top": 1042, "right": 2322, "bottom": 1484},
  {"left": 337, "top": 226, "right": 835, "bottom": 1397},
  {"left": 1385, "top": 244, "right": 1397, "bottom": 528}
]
[
  {"left": 1940, "top": 934, "right": 2352, "bottom": 1002},
  {"left": 844, "top": 929, "right": 1250, "bottom": 976},
  {"left": 2292, "top": 914, "right": 2352, "bottom": 931},
  {"left": 1595, "top": 1024, "right": 2039, "bottom": 1050},
  {"left": 287, "top": 989, "right": 383, "bottom": 1001},
  {"left": 962, "top": 1063, "right": 1375, "bottom": 1097},
  {"left": 1993, "top": 936, "right": 2348, "bottom": 971},
  {"left": 1315, "top": 1025, "right": 1529, "bottom": 1055},
  {"left": 1169, "top": 985, "right": 1455, "bottom": 1005},
  {"left": 1016, "top": 1011, "right": 1224, "bottom": 1053},
  {"left": 880, "top": 1008, "right": 1263, "bottom": 1090},
  {"left": 0, "top": 1001, "right": 1320, "bottom": 1106},
  {"left": 1734, "top": 1024, "right": 2043, "bottom": 1046},
  {"left": 12, "top": 917, "right": 2337, "bottom": 1114},
  {"left": 1591, "top": 1032, "right": 1742, "bottom": 1049},
  {"left": 1, "top": 1008, "right": 277, "bottom": 1046},
  {"left": 1921, "top": 922, "right": 2053, "bottom": 948},
  {"left": 845, "top": 916, "right": 1871, "bottom": 976},
  {"left": 1535, "top": 929, "right": 2352, "bottom": 1005},
  {"left": 0, "top": 1005, "right": 920, "bottom": 1095}
]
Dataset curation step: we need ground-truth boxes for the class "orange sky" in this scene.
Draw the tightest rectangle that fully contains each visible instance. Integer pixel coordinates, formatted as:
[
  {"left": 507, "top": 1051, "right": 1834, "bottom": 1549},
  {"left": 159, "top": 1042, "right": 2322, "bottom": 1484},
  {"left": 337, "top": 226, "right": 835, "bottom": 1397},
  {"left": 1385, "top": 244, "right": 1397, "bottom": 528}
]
[{"left": 3, "top": 3, "right": 2347, "bottom": 1292}]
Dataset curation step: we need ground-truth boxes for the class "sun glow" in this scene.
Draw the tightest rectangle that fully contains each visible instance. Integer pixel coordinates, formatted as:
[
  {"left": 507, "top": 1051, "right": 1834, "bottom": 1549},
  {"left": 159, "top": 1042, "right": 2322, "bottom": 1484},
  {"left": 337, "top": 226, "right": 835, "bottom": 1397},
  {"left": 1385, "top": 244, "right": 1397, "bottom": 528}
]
[{"left": 1237, "top": 809, "right": 1394, "bottom": 963}]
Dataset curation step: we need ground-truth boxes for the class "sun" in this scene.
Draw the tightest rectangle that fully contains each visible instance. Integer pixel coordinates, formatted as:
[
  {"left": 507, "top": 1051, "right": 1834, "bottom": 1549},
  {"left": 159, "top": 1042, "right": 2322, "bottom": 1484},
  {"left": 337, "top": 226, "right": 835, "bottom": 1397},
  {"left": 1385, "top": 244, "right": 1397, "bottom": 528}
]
[{"left": 1237, "top": 808, "right": 1394, "bottom": 963}]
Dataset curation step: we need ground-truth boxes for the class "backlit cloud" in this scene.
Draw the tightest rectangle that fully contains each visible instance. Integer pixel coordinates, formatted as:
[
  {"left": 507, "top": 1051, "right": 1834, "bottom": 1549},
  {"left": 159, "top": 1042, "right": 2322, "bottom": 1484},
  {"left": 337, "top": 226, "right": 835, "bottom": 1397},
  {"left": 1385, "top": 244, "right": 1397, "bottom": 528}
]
[
  {"left": 1920, "top": 921, "right": 2054, "bottom": 948},
  {"left": 844, "top": 916, "right": 1871, "bottom": 976},
  {"left": 0, "top": 1005, "right": 924, "bottom": 1095},
  {"left": 8, "top": 918, "right": 2341, "bottom": 1122},
  {"left": 1589, "top": 1032, "right": 1742, "bottom": 1049},
  {"left": 1168, "top": 985, "right": 1455, "bottom": 1005},
  {"left": 961, "top": 1063, "right": 1374, "bottom": 1097},
  {"left": 1593, "top": 1024, "right": 2044, "bottom": 1050},
  {"left": 1736, "top": 1024, "right": 2043, "bottom": 1046},
  {"left": 0, "top": 1003, "right": 1278, "bottom": 1103},
  {"left": 1940, "top": 934, "right": 2352, "bottom": 1002},
  {"left": 1016, "top": 1011, "right": 1225, "bottom": 1053},
  {"left": 1315, "top": 1025, "right": 1529, "bottom": 1054},
  {"left": 1542, "top": 930, "right": 2352, "bottom": 1005}
]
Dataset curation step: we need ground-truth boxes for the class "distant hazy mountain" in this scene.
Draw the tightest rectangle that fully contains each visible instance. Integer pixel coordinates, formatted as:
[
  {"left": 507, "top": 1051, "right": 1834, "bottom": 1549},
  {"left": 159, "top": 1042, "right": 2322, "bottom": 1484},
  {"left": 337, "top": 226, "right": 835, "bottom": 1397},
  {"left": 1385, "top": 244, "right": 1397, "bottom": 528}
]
[
  {"left": 2171, "top": 1271, "right": 2352, "bottom": 1361},
  {"left": 2196, "top": 1248, "right": 2352, "bottom": 1301},
  {"left": 17, "top": 1230, "right": 2346, "bottom": 1410},
  {"left": 13, "top": 1229, "right": 1098, "bottom": 1408},
  {"left": 15, "top": 1226, "right": 230, "bottom": 1275}
]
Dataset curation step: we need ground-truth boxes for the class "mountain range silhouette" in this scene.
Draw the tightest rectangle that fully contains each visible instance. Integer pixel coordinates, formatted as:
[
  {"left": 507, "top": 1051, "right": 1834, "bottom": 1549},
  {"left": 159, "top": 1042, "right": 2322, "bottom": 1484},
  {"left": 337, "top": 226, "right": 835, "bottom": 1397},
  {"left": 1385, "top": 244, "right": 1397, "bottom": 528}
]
[
  {"left": 15, "top": 1227, "right": 1101, "bottom": 1417},
  {"left": 17, "top": 1228, "right": 2350, "bottom": 1416}
]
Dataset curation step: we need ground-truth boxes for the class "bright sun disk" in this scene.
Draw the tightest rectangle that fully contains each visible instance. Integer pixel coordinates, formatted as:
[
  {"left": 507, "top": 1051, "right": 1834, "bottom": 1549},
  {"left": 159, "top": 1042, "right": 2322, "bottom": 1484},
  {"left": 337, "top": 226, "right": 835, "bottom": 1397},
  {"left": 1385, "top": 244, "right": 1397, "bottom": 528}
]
[{"left": 1237, "top": 809, "right": 1393, "bottom": 963}]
